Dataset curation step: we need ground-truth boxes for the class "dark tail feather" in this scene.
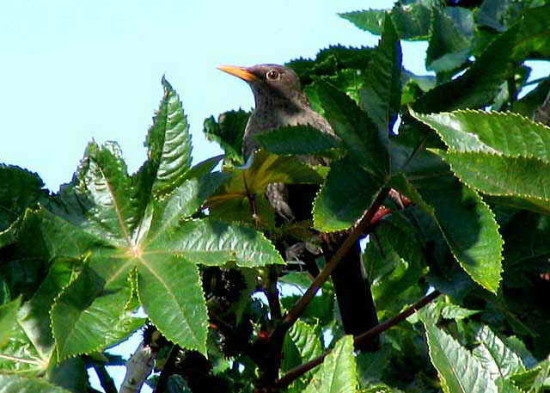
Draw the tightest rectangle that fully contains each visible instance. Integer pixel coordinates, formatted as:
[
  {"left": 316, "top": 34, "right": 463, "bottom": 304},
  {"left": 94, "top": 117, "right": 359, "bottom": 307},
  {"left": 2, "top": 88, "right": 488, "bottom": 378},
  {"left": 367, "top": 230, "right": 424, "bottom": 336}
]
[{"left": 323, "top": 237, "right": 379, "bottom": 351}]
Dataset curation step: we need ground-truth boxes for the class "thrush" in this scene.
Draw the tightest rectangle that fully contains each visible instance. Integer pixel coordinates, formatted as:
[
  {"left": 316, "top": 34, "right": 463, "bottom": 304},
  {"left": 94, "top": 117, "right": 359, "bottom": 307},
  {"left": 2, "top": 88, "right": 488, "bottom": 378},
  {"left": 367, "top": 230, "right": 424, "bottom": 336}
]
[{"left": 218, "top": 64, "right": 379, "bottom": 350}]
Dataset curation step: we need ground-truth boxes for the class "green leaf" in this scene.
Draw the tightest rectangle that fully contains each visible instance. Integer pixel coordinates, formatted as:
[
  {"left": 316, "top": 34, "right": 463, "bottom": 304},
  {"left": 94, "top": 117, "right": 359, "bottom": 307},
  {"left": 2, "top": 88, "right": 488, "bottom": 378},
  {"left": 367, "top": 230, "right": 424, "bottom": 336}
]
[
  {"left": 313, "top": 157, "right": 384, "bottom": 232},
  {"left": 143, "top": 77, "right": 193, "bottom": 196},
  {"left": 0, "top": 298, "right": 21, "bottom": 347},
  {"left": 438, "top": 303, "right": 480, "bottom": 320},
  {"left": 148, "top": 219, "right": 284, "bottom": 267},
  {"left": 203, "top": 109, "right": 248, "bottom": 164},
  {"left": 415, "top": 6, "right": 550, "bottom": 112},
  {"left": 0, "top": 165, "right": 46, "bottom": 232},
  {"left": 422, "top": 317, "right": 498, "bottom": 393},
  {"left": 147, "top": 173, "right": 229, "bottom": 240},
  {"left": 313, "top": 81, "right": 389, "bottom": 177},
  {"left": 137, "top": 255, "right": 207, "bottom": 353},
  {"left": 359, "top": 15, "right": 402, "bottom": 133},
  {"left": 441, "top": 151, "right": 550, "bottom": 213},
  {"left": 289, "top": 45, "right": 374, "bottom": 87},
  {"left": 255, "top": 125, "right": 340, "bottom": 155},
  {"left": 282, "top": 321, "right": 323, "bottom": 373},
  {"left": 472, "top": 326, "right": 525, "bottom": 379},
  {"left": 392, "top": 172, "right": 503, "bottom": 293},
  {"left": 77, "top": 141, "right": 138, "bottom": 243},
  {"left": 304, "top": 335, "right": 358, "bottom": 393},
  {"left": 412, "top": 110, "right": 550, "bottom": 161},
  {"left": 477, "top": 0, "right": 514, "bottom": 31},
  {"left": 207, "top": 150, "right": 323, "bottom": 221},
  {"left": 51, "top": 253, "right": 135, "bottom": 360},
  {"left": 340, "top": 4, "right": 431, "bottom": 40},
  {"left": 0, "top": 375, "right": 72, "bottom": 393},
  {"left": 18, "top": 259, "right": 79, "bottom": 356},
  {"left": 364, "top": 213, "right": 427, "bottom": 315},
  {"left": 426, "top": 7, "right": 474, "bottom": 72}
]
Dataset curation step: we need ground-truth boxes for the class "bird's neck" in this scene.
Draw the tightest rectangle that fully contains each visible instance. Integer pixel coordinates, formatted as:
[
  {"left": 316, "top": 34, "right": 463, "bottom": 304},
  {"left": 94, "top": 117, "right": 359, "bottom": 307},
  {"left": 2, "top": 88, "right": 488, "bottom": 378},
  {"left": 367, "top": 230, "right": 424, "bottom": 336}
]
[{"left": 252, "top": 85, "right": 309, "bottom": 117}]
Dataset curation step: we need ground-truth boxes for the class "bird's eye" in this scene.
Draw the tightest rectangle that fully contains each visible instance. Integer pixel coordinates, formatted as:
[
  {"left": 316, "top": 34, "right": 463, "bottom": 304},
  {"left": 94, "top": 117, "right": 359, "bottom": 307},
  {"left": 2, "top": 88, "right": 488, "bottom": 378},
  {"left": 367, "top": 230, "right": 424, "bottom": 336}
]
[{"left": 266, "top": 70, "right": 279, "bottom": 80}]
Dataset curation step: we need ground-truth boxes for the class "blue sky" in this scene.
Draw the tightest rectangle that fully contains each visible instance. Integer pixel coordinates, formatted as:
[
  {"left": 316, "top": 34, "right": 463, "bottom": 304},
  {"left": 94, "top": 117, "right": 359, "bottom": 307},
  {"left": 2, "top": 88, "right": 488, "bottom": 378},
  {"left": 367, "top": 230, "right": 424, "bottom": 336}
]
[{"left": 0, "top": 0, "right": 429, "bottom": 190}]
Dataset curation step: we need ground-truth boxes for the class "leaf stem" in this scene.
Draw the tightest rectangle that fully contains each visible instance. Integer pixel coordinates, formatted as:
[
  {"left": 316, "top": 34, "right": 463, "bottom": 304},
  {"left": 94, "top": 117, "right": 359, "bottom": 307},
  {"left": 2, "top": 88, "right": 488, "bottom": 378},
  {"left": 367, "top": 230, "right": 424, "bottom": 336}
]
[{"left": 275, "top": 289, "right": 441, "bottom": 388}]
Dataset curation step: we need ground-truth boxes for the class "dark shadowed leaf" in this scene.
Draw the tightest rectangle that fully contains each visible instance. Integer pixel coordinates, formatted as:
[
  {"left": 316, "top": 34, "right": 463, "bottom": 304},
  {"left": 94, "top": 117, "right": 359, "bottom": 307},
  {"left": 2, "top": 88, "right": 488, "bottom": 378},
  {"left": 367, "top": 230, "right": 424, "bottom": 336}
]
[
  {"left": 392, "top": 170, "right": 503, "bottom": 293},
  {"left": 0, "top": 165, "right": 46, "bottom": 233},
  {"left": 255, "top": 125, "right": 340, "bottom": 155},
  {"left": 0, "top": 375, "right": 72, "bottom": 393},
  {"left": 203, "top": 109, "right": 249, "bottom": 163},
  {"left": 313, "top": 81, "right": 389, "bottom": 177},
  {"left": 313, "top": 156, "right": 384, "bottom": 231},
  {"left": 359, "top": 15, "right": 402, "bottom": 133},
  {"left": 426, "top": 7, "right": 474, "bottom": 72}
]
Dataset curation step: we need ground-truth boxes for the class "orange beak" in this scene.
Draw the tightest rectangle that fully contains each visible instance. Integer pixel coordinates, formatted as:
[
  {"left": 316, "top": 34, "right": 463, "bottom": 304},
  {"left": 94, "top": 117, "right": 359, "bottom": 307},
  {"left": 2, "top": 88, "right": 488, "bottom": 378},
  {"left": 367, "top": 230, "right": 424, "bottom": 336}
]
[{"left": 217, "top": 65, "right": 258, "bottom": 82}]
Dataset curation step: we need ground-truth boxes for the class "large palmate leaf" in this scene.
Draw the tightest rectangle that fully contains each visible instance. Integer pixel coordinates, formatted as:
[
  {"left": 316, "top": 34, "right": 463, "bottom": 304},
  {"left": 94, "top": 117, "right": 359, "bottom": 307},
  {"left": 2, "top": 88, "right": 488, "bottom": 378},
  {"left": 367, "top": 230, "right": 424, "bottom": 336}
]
[
  {"left": 34, "top": 81, "right": 284, "bottom": 359},
  {"left": 304, "top": 335, "right": 358, "bottom": 393},
  {"left": 47, "top": 172, "right": 281, "bottom": 358}
]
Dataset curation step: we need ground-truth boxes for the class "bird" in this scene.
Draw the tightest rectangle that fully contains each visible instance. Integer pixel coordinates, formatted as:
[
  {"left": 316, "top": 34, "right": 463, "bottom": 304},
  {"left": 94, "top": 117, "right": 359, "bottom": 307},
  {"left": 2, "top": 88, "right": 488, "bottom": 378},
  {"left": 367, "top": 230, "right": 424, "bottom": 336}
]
[{"left": 218, "top": 64, "right": 379, "bottom": 351}]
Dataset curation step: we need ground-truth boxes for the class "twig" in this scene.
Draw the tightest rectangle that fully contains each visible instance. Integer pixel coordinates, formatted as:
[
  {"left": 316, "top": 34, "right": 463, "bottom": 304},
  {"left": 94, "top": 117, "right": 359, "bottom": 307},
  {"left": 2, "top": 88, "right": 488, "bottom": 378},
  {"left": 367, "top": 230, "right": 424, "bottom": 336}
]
[
  {"left": 264, "top": 266, "right": 282, "bottom": 320},
  {"left": 153, "top": 345, "right": 179, "bottom": 393},
  {"left": 354, "top": 289, "right": 441, "bottom": 347},
  {"left": 275, "top": 290, "right": 441, "bottom": 388},
  {"left": 120, "top": 342, "right": 156, "bottom": 393},
  {"left": 282, "top": 187, "right": 391, "bottom": 327},
  {"left": 93, "top": 363, "right": 118, "bottom": 393},
  {"left": 534, "top": 88, "right": 550, "bottom": 126}
]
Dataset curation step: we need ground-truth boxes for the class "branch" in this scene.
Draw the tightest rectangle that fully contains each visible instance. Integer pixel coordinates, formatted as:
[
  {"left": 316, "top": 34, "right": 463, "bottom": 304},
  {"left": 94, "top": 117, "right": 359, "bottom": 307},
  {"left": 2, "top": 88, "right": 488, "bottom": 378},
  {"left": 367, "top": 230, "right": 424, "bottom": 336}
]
[
  {"left": 153, "top": 345, "right": 179, "bottom": 393},
  {"left": 120, "top": 342, "right": 156, "bottom": 393},
  {"left": 275, "top": 290, "right": 441, "bottom": 389},
  {"left": 534, "top": 88, "right": 550, "bottom": 126},
  {"left": 282, "top": 187, "right": 391, "bottom": 327},
  {"left": 93, "top": 363, "right": 118, "bottom": 393},
  {"left": 264, "top": 266, "right": 282, "bottom": 320}
]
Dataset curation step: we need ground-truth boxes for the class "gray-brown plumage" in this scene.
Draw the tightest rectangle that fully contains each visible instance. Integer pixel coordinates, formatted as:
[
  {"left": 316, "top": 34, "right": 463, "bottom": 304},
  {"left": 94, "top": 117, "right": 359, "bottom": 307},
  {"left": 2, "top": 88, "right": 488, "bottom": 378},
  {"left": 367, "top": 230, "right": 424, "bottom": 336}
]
[{"left": 218, "top": 64, "right": 379, "bottom": 350}]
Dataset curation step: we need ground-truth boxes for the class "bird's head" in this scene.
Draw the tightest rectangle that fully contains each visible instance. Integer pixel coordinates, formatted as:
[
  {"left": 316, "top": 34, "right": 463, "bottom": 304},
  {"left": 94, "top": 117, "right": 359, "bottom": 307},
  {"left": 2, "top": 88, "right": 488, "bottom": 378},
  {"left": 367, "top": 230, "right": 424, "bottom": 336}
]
[{"left": 217, "top": 64, "right": 305, "bottom": 109}]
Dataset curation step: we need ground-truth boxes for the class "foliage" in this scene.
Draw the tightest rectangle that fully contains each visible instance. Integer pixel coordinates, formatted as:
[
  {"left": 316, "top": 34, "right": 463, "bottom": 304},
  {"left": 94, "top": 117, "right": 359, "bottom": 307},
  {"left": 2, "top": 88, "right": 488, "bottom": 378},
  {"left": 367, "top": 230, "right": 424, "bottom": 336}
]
[{"left": 1, "top": 1, "right": 549, "bottom": 392}]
